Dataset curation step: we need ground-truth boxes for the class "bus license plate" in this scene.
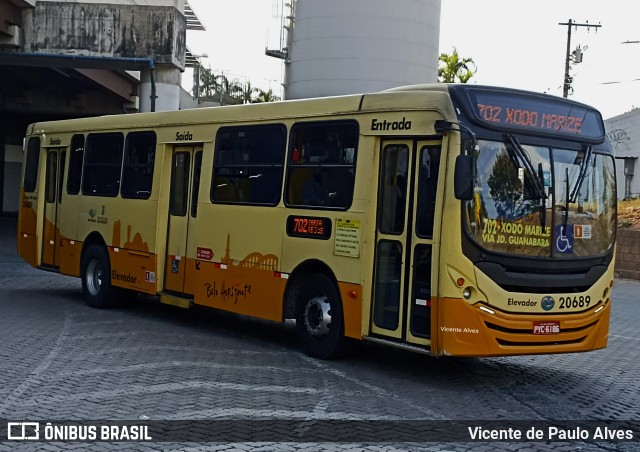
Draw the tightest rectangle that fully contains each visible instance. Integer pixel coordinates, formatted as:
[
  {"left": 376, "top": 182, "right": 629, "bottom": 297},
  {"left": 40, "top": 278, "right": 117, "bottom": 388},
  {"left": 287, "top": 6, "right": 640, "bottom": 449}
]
[{"left": 533, "top": 321, "right": 560, "bottom": 335}]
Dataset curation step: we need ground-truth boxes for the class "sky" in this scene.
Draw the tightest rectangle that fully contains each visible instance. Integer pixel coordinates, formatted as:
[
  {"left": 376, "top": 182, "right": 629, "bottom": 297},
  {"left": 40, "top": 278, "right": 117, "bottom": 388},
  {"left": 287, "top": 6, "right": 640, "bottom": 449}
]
[{"left": 184, "top": 0, "right": 640, "bottom": 119}]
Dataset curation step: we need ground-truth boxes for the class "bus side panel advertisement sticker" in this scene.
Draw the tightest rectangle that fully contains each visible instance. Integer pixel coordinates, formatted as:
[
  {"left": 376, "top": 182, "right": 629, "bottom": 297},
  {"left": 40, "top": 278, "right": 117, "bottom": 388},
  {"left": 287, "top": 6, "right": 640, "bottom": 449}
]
[{"left": 334, "top": 219, "right": 361, "bottom": 258}]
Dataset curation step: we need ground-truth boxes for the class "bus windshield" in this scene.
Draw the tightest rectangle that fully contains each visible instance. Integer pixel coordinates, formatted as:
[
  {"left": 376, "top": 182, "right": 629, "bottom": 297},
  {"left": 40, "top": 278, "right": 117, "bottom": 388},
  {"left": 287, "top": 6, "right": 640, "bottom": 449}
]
[{"left": 464, "top": 137, "right": 616, "bottom": 258}]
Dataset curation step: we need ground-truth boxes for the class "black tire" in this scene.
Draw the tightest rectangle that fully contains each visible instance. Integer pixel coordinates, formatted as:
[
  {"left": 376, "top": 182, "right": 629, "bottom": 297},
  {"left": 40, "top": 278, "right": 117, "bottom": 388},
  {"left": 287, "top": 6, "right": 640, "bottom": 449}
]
[
  {"left": 80, "top": 245, "right": 115, "bottom": 308},
  {"left": 294, "top": 273, "right": 346, "bottom": 359}
]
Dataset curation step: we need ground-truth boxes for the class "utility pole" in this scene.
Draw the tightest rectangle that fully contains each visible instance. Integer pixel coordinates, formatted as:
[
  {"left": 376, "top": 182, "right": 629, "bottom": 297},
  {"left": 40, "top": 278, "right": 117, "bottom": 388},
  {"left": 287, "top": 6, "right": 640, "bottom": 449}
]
[{"left": 559, "top": 19, "right": 601, "bottom": 97}]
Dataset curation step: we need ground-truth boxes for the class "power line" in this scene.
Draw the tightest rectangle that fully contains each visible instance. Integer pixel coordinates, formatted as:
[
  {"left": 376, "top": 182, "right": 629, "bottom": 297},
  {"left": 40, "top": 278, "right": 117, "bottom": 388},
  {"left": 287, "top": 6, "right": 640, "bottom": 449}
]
[{"left": 600, "top": 78, "right": 640, "bottom": 85}]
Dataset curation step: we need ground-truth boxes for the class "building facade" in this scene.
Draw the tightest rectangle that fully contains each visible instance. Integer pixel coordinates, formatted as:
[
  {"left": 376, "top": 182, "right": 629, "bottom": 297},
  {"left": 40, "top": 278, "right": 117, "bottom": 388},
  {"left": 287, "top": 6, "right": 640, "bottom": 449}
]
[
  {"left": 0, "top": 0, "right": 202, "bottom": 214},
  {"left": 605, "top": 108, "right": 640, "bottom": 200}
]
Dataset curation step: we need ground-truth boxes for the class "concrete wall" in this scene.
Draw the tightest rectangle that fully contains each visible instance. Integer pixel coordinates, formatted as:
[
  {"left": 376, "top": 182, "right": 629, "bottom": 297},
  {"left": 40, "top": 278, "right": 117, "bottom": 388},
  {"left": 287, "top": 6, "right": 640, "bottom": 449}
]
[
  {"left": 615, "top": 228, "right": 640, "bottom": 281},
  {"left": 2, "top": 144, "right": 22, "bottom": 213},
  {"left": 24, "top": 1, "right": 186, "bottom": 69},
  {"left": 0, "top": 0, "right": 192, "bottom": 214}
]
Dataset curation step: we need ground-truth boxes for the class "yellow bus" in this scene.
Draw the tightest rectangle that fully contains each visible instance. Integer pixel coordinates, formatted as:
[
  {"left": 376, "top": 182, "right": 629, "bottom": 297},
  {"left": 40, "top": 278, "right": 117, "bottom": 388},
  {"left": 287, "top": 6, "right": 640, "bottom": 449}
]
[{"left": 17, "top": 84, "right": 616, "bottom": 359}]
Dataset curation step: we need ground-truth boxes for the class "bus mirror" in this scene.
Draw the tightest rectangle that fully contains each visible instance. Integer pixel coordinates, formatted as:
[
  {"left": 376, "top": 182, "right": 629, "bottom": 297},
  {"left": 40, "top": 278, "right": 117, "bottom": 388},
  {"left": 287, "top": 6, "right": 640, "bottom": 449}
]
[{"left": 454, "top": 154, "right": 474, "bottom": 200}]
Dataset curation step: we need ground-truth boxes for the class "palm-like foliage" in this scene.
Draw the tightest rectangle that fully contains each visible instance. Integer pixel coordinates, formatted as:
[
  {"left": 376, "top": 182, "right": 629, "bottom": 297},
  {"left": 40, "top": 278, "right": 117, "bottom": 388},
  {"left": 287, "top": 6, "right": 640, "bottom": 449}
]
[
  {"left": 240, "top": 81, "right": 259, "bottom": 104},
  {"left": 254, "top": 88, "right": 281, "bottom": 103},
  {"left": 198, "top": 67, "right": 218, "bottom": 99},
  {"left": 438, "top": 47, "right": 476, "bottom": 83},
  {"left": 198, "top": 67, "right": 280, "bottom": 104}
]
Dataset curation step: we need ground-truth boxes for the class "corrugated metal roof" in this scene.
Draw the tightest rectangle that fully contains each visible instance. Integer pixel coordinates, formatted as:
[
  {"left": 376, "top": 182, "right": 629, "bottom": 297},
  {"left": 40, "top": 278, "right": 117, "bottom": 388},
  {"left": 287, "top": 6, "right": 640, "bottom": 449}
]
[
  {"left": 185, "top": 0, "right": 206, "bottom": 31},
  {"left": 184, "top": 47, "right": 205, "bottom": 67}
]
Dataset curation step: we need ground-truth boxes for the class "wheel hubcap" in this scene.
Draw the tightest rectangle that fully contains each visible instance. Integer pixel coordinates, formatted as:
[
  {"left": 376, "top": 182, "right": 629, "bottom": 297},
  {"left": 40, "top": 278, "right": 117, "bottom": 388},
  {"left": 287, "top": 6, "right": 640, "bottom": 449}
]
[
  {"left": 86, "top": 259, "right": 102, "bottom": 296},
  {"left": 304, "top": 295, "right": 332, "bottom": 338}
]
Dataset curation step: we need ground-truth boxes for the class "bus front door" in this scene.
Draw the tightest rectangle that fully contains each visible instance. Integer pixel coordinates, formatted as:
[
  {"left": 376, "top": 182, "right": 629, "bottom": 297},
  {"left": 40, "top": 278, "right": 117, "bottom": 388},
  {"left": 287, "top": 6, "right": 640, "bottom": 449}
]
[
  {"left": 164, "top": 146, "right": 203, "bottom": 295},
  {"left": 370, "top": 140, "right": 441, "bottom": 350},
  {"left": 42, "top": 148, "right": 66, "bottom": 268}
]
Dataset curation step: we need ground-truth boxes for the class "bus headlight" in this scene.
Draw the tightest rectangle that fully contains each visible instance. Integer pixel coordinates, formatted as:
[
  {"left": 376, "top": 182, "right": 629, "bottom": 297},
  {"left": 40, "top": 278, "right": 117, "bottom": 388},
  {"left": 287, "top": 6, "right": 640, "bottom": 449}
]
[{"left": 463, "top": 287, "right": 472, "bottom": 299}]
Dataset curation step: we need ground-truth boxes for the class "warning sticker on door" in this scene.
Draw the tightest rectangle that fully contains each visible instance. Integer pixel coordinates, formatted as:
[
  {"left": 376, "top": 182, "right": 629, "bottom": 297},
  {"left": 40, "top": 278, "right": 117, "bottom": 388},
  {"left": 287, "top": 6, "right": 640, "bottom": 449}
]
[{"left": 574, "top": 224, "right": 592, "bottom": 239}]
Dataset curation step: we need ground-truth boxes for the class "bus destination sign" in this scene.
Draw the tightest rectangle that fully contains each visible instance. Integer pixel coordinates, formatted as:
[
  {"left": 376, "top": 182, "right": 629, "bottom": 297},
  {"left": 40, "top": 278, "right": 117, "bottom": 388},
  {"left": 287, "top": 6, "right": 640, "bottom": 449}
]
[
  {"left": 466, "top": 90, "right": 605, "bottom": 140},
  {"left": 476, "top": 103, "right": 583, "bottom": 134},
  {"left": 286, "top": 215, "right": 332, "bottom": 240}
]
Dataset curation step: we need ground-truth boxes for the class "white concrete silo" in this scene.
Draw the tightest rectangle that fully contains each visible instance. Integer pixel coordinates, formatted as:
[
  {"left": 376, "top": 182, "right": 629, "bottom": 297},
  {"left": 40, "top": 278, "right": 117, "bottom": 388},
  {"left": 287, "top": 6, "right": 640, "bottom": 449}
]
[{"left": 284, "top": 0, "right": 441, "bottom": 99}]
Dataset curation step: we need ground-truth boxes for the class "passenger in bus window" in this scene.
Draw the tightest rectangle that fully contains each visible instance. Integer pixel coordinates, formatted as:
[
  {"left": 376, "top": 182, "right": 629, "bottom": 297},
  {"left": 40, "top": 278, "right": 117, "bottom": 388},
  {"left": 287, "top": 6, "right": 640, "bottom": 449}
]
[{"left": 303, "top": 169, "right": 327, "bottom": 206}]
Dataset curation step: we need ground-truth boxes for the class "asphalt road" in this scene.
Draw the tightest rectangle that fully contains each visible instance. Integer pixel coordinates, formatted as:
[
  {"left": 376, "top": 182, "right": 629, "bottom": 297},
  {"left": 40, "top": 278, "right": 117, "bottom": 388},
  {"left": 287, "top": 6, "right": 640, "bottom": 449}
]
[{"left": 0, "top": 216, "right": 638, "bottom": 451}]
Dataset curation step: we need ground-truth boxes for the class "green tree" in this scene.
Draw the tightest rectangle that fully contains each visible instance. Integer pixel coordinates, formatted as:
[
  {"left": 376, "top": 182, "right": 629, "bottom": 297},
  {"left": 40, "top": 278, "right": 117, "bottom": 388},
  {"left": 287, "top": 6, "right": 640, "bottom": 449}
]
[
  {"left": 240, "top": 81, "right": 258, "bottom": 104},
  {"left": 487, "top": 151, "right": 522, "bottom": 219},
  {"left": 438, "top": 47, "right": 476, "bottom": 83},
  {"left": 228, "top": 79, "right": 244, "bottom": 103},
  {"left": 198, "top": 66, "right": 219, "bottom": 100},
  {"left": 254, "top": 88, "right": 281, "bottom": 103},
  {"left": 198, "top": 68, "right": 280, "bottom": 105}
]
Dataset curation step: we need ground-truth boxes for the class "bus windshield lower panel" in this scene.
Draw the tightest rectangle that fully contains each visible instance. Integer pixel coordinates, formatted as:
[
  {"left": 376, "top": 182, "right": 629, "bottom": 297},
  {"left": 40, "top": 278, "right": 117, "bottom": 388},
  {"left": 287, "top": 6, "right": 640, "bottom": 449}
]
[{"left": 464, "top": 138, "right": 616, "bottom": 259}]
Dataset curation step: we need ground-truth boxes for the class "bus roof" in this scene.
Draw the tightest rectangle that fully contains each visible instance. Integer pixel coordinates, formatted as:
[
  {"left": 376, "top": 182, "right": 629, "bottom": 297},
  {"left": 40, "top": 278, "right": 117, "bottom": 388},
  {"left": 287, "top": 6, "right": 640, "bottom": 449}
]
[{"left": 28, "top": 84, "right": 458, "bottom": 135}]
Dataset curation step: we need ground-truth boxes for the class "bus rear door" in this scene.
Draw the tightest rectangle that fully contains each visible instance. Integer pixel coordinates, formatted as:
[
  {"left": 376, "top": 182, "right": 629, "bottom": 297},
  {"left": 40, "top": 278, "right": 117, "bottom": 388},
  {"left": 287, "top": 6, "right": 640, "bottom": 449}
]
[
  {"left": 164, "top": 145, "right": 203, "bottom": 295},
  {"left": 42, "top": 148, "right": 66, "bottom": 268},
  {"left": 370, "top": 139, "right": 441, "bottom": 350}
]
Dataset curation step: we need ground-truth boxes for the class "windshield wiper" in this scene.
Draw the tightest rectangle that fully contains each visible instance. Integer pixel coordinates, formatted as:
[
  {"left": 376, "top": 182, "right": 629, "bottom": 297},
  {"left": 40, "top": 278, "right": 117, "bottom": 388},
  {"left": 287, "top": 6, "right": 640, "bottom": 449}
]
[
  {"left": 505, "top": 134, "right": 547, "bottom": 202},
  {"left": 538, "top": 162, "right": 546, "bottom": 227},
  {"left": 569, "top": 146, "right": 592, "bottom": 203},
  {"left": 564, "top": 167, "right": 570, "bottom": 230}
]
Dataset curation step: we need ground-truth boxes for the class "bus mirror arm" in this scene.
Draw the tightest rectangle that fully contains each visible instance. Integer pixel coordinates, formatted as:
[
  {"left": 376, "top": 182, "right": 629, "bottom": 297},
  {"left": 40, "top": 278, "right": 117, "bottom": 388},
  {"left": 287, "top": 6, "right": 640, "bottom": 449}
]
[
  {"left": 434, "top": 120, "right": 477, "bottom": 156},
  {"left": 434, "top": 120, "right": 453, "bottom": 134},
  {"left": 435, "top": 120, "right": 476, "bottom": 200},
  {"left": 454, "top": 154, "right": 474, "bottom": 200}
]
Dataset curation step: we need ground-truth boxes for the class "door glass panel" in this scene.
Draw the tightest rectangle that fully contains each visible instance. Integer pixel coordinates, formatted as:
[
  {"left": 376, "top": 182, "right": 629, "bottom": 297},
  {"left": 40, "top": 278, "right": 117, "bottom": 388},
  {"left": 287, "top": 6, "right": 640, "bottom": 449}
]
[
  {"left": 191, "top": 151, "right": 203, "bottom": 218},
  {"left": 170, "top": 152, "right": 190, "bottom": 217},
  {"left": 378, "top": 145, "right": 409, "bottom": 234},
  {"left": 410, "top": 244, "right": 432, "bottom": 338},
  {"left": 57, "top": 151, "right": 66, "bottom": 204},
  {"left": 45, "top": 152, "right": 58, "bottom": 204},
  {"left": 415, "top": 146, "right": 440, "bottom": 238},
  {"left": 373, "top": 240, "right": 403, "bottom": 330}
]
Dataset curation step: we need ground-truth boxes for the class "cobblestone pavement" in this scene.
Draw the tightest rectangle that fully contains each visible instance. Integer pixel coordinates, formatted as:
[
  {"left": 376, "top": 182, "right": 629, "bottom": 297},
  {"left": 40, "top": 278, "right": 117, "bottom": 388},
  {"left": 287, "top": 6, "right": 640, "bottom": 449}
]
[{"left": 0, "top": 217, "right": 638, "bottom": 451}]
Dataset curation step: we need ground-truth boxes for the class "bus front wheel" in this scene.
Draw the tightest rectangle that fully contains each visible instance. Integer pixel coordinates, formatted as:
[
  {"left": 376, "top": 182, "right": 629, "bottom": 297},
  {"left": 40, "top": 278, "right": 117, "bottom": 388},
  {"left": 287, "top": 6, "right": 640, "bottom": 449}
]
[
  {"left": 81, "top": 245, "right": 115, "bottom": 309},
  {"left": 294, "top": 273, "right": 345, "bottom": 359}
]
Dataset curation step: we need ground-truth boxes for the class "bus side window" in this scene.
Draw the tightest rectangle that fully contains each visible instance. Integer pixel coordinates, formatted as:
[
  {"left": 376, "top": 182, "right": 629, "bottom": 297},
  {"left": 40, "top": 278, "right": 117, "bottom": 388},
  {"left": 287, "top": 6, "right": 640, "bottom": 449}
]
[
  {"left": 211, "top": 124, "right": 286, "bottom": 206},
  {"left": 82, "top": 133, "right": 124, "bottom": 197},
  {"left": 285, "top": 120, "right": 358, "bottom": 210},
  {"left": 121, "top": 131, "right": 156, "bottom": 199},
  {"left": 67, "top": 134, "right": 84, "bottom": 195},
  {"left": 23, "top": 137, "right": 41, "bottom": 193}
]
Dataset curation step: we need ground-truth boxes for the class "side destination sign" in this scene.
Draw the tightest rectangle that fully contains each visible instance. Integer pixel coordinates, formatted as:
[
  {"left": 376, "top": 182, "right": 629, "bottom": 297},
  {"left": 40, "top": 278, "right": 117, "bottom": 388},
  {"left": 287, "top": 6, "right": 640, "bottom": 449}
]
[{"left": 286, "top": 215, "right": 331, "bottom": 240}]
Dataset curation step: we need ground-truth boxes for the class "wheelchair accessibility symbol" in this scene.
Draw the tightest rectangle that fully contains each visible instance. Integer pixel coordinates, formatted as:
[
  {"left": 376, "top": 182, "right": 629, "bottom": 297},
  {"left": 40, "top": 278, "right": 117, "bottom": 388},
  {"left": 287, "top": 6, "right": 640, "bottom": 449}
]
[{"left": 555, "top": 224, "right": 574, "bottom": 254}]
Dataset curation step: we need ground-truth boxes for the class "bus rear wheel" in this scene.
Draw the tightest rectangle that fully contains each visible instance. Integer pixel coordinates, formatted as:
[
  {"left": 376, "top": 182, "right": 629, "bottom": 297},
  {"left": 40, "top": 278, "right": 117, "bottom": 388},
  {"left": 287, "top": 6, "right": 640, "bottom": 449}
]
[
  {"left": 81, "top": 245, "right": 115, "bottom": 309},
  {"left": 294, "top": 273, "right": 345, "bottom": 359}
]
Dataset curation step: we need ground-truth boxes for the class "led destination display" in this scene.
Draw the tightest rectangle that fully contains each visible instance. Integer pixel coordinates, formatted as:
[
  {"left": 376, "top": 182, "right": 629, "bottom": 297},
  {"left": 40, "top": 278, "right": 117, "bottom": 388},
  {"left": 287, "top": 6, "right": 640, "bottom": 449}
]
[
  {"left": 464, "top": 89, "right": 605, "bottom": 140},
  {"left": 286, "top": 215, "right": 332, "bottom": 240}
]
